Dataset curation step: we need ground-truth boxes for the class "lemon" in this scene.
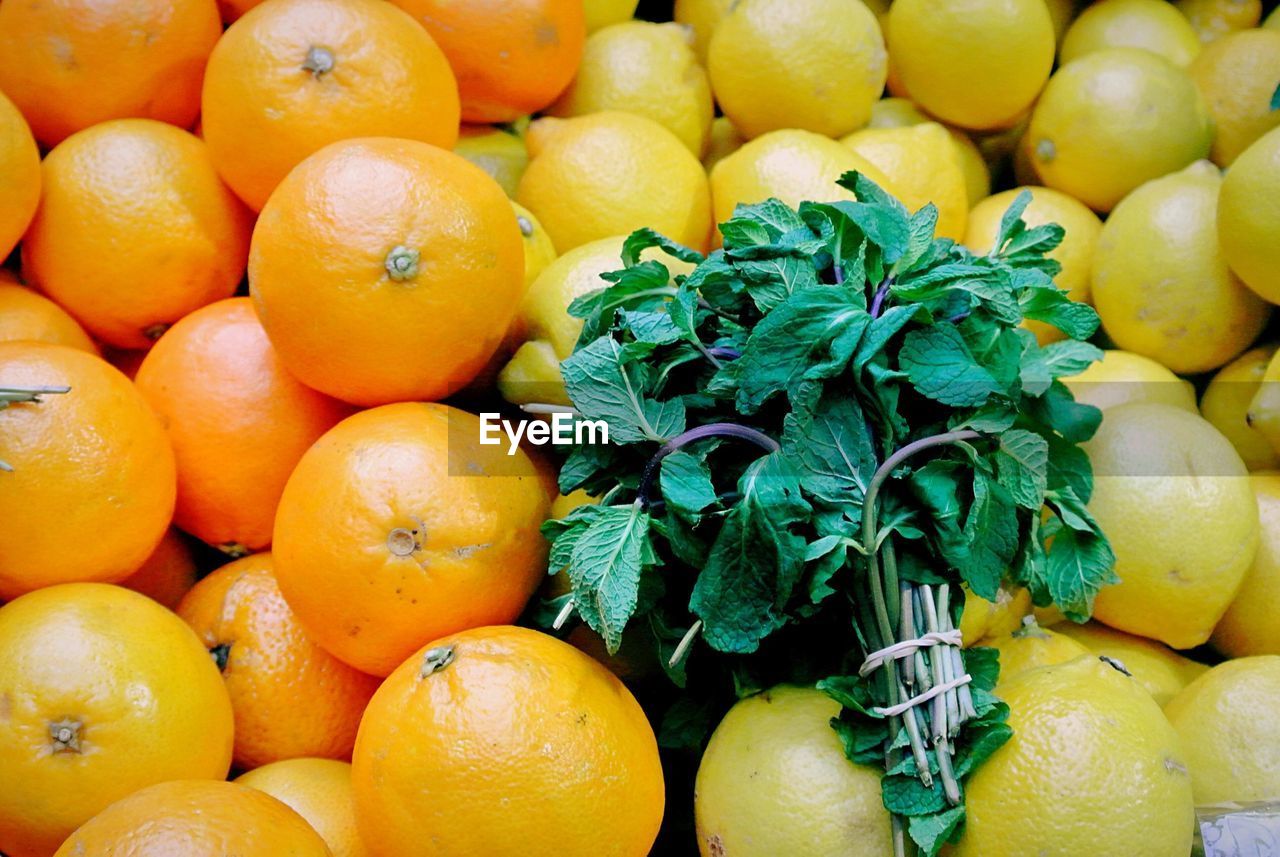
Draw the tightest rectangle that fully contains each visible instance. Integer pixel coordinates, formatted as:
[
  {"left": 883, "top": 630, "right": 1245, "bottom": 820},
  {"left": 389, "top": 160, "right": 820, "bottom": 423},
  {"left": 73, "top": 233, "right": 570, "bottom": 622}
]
[
  {"left": 584, "top": 0, "right": 638, "bottom": 32},
  {"left": 964, "top": 187, "right": 1101, "bottom": 345},
  {"left": 1177, "top": 0, "right": 1262, "bottom": 42},
  {"left": 888, "top": 0, "right": 1054, "bottom": 131},
  {"left": 702, "top": 116, "right": 743, "bottom": 173},
  {"left": 550, "top": 21, "right": 714, "bottom": 157},
  {"left": 1054, "top": 621, "right": 1208, "bottom": 706},
  {"left": 1268, "top": 5, "right": 1280, "bottom": 29},
  {"left": 1011, "top": 126, "right": 1041, "bottom": 187},
  {"left": 709, "top": 129, "right": 895, "bottom": 229},
  {"left": 1028, "top": 48, "right": 1213, "bottom": 212},
  {"left": 990, "top": 618, "right": 1090, "bottom": 687},
  {"left": 1218, "top": 125, "right": 1280, "bottom": 304},
  {"left": 866, "top": 99, "right": 991, "bottom": 206},
  {"left": 673, "top": 0, "right": 733, "bottom": 64},
  {"left": 1202, "top": 346, "right": 1280, "bottom": 471},
  {"left": 708, "top": 0, "right": 887, "bottom": 140},
  {"left": 694, "top": 686, "right": 891, "bottom": 857},
  {"left": 1212, "top": 474, "right": 1280, "bottom": 657},
  {"left": 512, "top": 202, "right": 557, "bottom": 292},
  {"left": 1063, "top": 350, "right": 1197, "bottom": 413},
  {"left": 1247, "top": 350, "right": 1280, "bottom": 457},
  {"left": 517, "top": 111, "right": 712, "bottom": 254},
  {"left": 1084, "top": 403, "right": 1258, "bottom": 650},
  {"left": 453, "top": 124, "right": 529, "bottom": 197},
  {"left": 1060, "top": 0, "right": 1202, "bottom": 67},
  {"left": 497, "top": 235, "right": 693, "bottom": 406},
  {"left": 958, "top": 584, "right": 1032, "bottom": 646},
  {"left": 1189, "top": 30, "right": 1280, "bottom": 166},
  {"left": 1165, "top": 656, "right": 1280, "bottom": 804},
  {"left": 840, "top": 123, "right": 969, "bottom": 240},
  {"left": 1044, "top": 0, "right": 1077, "bottom": 44},
  {"left": 1091, "top": 161, "right": 1268, "bottom": 375},
  {"left": 956, "top": 656, "right": 1194, "bottom": 857}
]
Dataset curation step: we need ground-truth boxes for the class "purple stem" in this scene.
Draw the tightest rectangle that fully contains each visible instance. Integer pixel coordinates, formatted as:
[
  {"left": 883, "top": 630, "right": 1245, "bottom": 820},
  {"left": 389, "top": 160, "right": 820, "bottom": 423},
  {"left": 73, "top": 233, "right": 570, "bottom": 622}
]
[
  {"left": 637, "top": 422, "right": 780, "bottom": 508},
  {"left": 870, "top": 281, "right": 891, "bottom": 318},
  {"left": 706, "top": 346, "right": 741, "bottom": 361}
]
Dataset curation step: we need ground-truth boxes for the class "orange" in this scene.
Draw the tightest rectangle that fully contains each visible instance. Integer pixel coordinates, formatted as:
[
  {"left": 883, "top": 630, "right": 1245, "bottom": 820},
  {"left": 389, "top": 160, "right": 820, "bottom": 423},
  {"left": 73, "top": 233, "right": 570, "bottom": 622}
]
[
  {"left": 201, "top": 0, "right": 460, "bottom": 211},
  {"left": 0, "top": 0, "right": 220, "bottom": 147},
  {"left": 117, "top": 529, "right": 200, "bottom": 611},
  {"left": 272, "top": 404, "right": 550, "bottom": 676},
  {"left": 0, "top": 584, "right": 234, "bottom": 857},
  {"left": 237, "top": 759, "right": 368, "bottom": 857},
  {"left": 250, "top": 138, "right": 523, "bottom": 406},
  {"left": 389, "top": 0, "right": 584, "bottom": 124},
  {"left": 52, "top": 780, "right": 330, "bottom": 857},
  {"left": 178, "top": 554, "right": 380, "bottom": 770},
  {"left": 22, "top": 120, "right": 253, "bottom": 350},
  {"left": 0, "top": 343, "right": 175, "bottom": 601},
  {"left": 0, "top": 284, "right": 97, "bottom": 354},
  {"left": 135, "top": 298, "right": 353, "bottom": 554},
  {"left": 0, "top": 89, "right": 39, "bottom": 259},
  {"left": 351, "top": 626, "right": 665, "bottom": 857},
  {"left": 219, "top": 0, "right": 266, "bottom": 23}
]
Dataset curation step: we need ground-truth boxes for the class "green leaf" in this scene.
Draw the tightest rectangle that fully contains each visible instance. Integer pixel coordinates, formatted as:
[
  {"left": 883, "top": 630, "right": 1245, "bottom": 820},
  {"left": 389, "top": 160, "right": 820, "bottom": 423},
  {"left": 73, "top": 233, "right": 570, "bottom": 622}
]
[
  {"left": 1272, "top": 81, "right": 1280, "bottom": 112},
  {"left": 1019, "top": 284, "right": 1100, "bottom": 341},
  {"left": 621, "top": 310, "right": 682, "bottom": 345},
  {"left": 566, "top": 503, "right": 654, "bottom": 653},
  {"left": 660, "top": 450, "right": 718, "bottom": 519},
  {"left": 962, "top": 476, "right": 1019, "bottom": 600},
  {"left": 781, "top": 391, "right": 877, "bottom": 511},
  {"left": 908, "top": 806, "right": 967, "bottom": 857},
  {"left": 995, "top": 429, "right": 1049, "bottom": 510},
  {"left": 883, "top": 772, "right": 947, "bottom": 816},
  {"left": 910, "top": 461, "right": 971, "bottom": 571},
  {"left": 690, "top": 454, "right": 810, "bottom": 653},
  {"left": 994, "top": 189, "right": 1033, "bottom": 253},
  {"left": 729, "top": 287, "right": 870, "bottom": 414},
  {"left": 899, "top": 325, "right": 1000, "bottom": 407},
  {"left": 621, "top": 227, "right": 705, "bottom": 267},
  {"left": 1043, "top": 524, "right": 1117, "bottom": 622},
  {"left": 734, "top": 254, "right": 820, "bottom": 312},
  {"left": 562, "top": 337, "right": 686, "bottom": 443},
  {"left": 1025, "top": 380, "right": 1102, "bottom": 444},
  {"left": 1021, "top": 340, "right": 1103, "bottom": 396},
  {"left": 854, "top": 303, "right": 929, "bottom": 371}
]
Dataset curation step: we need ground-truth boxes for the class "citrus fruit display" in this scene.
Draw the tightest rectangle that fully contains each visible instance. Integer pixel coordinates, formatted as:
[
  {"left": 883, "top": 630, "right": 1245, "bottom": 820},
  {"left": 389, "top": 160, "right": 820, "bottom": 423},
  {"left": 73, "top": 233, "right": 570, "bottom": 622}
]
[
  {"left": 1179, "top": 0, "right": 1263, "bottom": 41},
  {"left": 1188, "top": 28, "right": 1280, "bottom": 165},
  {"left": 1060, "top": 0, "right": 1202, "bottom": 67},
  {"left": 841, "top": 122, "right": 968, "bottom": 240},
  {"left": 237, "top": 759, "right": 367, "bottom": 857},
  {"left": 177, "top": 553, "right": 381, "bottom": 769},
  {"left": 453, "top": 124, "right": 530, "bottom": 197},
  {"left": 0, "top": 584, "right": 234, "bottom": 856},
  {"left": 1202, "top": 345, "right": 1280, "bottom": 470},
  {"left": 988, "top": 618, "right": 1091, "bottom": 687},
  {"left": 0, "top": 89, "right": 40, "bottom": 260},
  {"left": 22, "top": 119, "right": 253, "bottom": 350},
  {"left": 1212, "top": 473, "right": 1280, "bottom": 657},
  {"left": 958, "top": 585, "right": 1033, "bottom": 646},
  {"left": 351, "top": 626, "right": 664, "bottom": 857},
  {"left": 271, "top": 404, "right": 550, "bottom": 676},
  {"left": 135, "top": 298, "right": 353, "bottom": 554},
  {"left": 1218, "top": 124, "right": 1280, "bottom": 303},
  {"left": 0, "top": 0, "right": 220, "bottom": 147},
  {"left": 1063, "top": 349, "right": 1198, "bottom": 413},
  {"left": 0, "top": 283, "right": 97, "bottom": 354},
  {"left": 1054, "top": 621, "right": 1207, "bottom": 706},
  {"left": 52, "top": 780, "right": 330, "bottom": 857},
  {"left": 250, "top": 137, "right": 524, "bottom": 406},
  {"left": 0, "top": 343, "right": 175, "bottom": 600},
  {"left": 200, "top": 0, "right": 460, "bottom": 210},
  {"left": 117, "top": 529, "right": 200, "bottom": 611},
  {"left": 865, "top": 97, "right": 991, "bottom": 205}
]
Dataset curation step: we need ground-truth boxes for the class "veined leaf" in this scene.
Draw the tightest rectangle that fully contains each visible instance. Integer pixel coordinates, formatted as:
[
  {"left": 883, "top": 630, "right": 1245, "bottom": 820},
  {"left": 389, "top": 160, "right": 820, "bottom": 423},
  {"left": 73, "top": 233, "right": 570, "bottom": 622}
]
[
  {"left": 567, "top": 503, "right": 654, "bottom": 652},
  {"left": 899, "top": 324, "right": 1000, "bottom": 407},
  {"left": 562, "top": 337, "right": 686, "bottom": 443}
]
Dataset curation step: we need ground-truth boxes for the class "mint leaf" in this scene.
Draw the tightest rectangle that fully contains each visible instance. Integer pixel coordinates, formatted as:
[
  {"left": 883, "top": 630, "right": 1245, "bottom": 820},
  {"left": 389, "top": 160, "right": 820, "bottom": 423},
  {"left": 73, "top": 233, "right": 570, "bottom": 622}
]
[
  {"left": 1272, "top": 81, "right": 1280, "bottom": 112},
  {"left": 734, "top": 254, "right": 820, "bottom": 312},
  {"left": 994, "top": 189, "right": 1033, "bottom": 252},
  {"left": 621, "top": 310, "right": 682, "bottom": 345},
  {"left": 900, "top": 325, "right": 1000, "bottom": 407},
  {"left": 995, "top": 429, "right": 1049, "bottom": 510},
  {"left": 961, "top": 475, "right": 1019, "bottom": 600},
  {"left": 660, "top": 450, "right": 718, "bottom": 519},
  {"left": 1021, "top": 340, "right": 1102, "bottom": 396},
  {"left": 910, "top": 461, "right": 971, "bottom": 572},
  {"left": 567, "top": 503, "right": 653, "bottom": 652},
  {"left": 1019, "top": 283, "right": 1100, "bottom": 340},
  {"left": 908, "top": 806, "right": 967, "bottom": 856},
  {"left": 561, "top": 337, "right": 685, "bottom": 443},
  {"left": 1043, "top": 524, "right": 1117, "bottom": 622},
  {"left": 621, "top": 228, "right": 704, "bottom": 267},
  {"left": 781, "top": 392, "right": 876, "bottom": 512}
]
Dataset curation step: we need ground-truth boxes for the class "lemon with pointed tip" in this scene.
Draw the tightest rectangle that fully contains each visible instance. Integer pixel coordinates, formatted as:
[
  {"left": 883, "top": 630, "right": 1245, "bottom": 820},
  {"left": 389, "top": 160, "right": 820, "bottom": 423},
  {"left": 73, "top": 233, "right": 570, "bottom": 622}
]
[
  {"left": 1165, "top": 656, "right": 1280, "bottom": 804},
  {"left": 964, "top": 187, "right": 1102, "bottom": 345},
  {"left": 1091, "top": 160, "right": 1268, "bottom": 374},
  {"left": 888, "top": 0, "right": 1054, "bottom": 131},
  {"left": 454, "top": 124, "right": 528, "bottom": 198},
  {"left": 1084, "top": 403, "right": 1258, "bottom": 650},
  {"left": 1201, "top": 346, "right": 1280, "bottom": 471},
  {"left": 866, "top": 98, "right": 991, "bottom": 206},
  {"left": 1054, "top": 621, "right": 1207, "bottom": 706},
  {"left": 955, "top": 656, "right": 1195, "bottom": 857},
  {"left": 1028, "top": 48, "right": 1213, "bottom": 212},
  {"left": 1061, "top": 0, "right": 1201, "bottom": 67},
  {"left": 694, "top": 686, "right": 891, "bottom": 857},
  {"left": 1218, "top": 125, "right": 1280, "bottom": 304},
  {"left": 990, "top": 618, "right": 1090, "bottom": 687},
  {"left": 1063, "top": 350, "right": 1197, "bottom": 413},
  {"left": 841, "top": 123, "right": 969, "bottom": 240},
  {"left": 1188, "top": 29, "right": 1280, "bottom": 166},
  {"left": 1177, "top": 0, "right": 1262, "bottom": 42},
  {"left": 709, "top": 129, "right": 896, "bottom": 228},
  {"left": 674, "top": 0, "right": 733, "bottom": 63},
  {"left": 959, "top": 585, "right": 1032, "bottom": 646},
  {"left": 708, "top": 0, "right": 887, "bottom": 140},
  {"left": 550, "top": 21, "right": 713, "bottom": 157},
  {"left": 517, "top": 111, "right": 712, "bottom": 254},
  {"left": 1212, "top": 474, "right": 1280, "bottom": 657},
  {"left": 702, "top": 116, "right": 744, "bottom": 173}
]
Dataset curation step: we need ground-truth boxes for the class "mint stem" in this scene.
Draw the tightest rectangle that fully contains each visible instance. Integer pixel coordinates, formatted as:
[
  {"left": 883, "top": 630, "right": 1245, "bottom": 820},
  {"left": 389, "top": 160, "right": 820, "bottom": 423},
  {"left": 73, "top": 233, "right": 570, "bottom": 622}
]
[{"left": 636, "top": 423, "right": 779, "bottom": 507}]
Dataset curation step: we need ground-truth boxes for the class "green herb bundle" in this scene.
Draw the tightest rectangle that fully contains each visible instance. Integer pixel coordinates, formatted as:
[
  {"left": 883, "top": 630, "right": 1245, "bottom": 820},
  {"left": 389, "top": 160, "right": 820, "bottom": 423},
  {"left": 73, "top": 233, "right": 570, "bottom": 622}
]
[{"left": 541, "top": 174, "right": 1116, "bottom": 856}]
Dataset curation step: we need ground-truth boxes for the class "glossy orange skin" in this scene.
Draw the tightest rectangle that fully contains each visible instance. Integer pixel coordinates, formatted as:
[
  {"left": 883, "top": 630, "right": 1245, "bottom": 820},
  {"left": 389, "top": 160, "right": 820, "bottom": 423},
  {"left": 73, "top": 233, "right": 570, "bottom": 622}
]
[
  {"left": 201, "top": 0, "right": 460, "bottom": 211},
  {"left": 135, "top": 298, "right": 353, "bottom": 552},
  {"left": 0, "top": 90, "right": 40, "bottom": 258},
  {"left": 250, "top": 138, "right": 524, "bottom": 405},
  {"left": 236, "top": 759, "right": 369, "bottom": 857},
  {"left": 0, "top": 343, "right": 176, "bottom": 601},
  {"left": 0, "top": 0, "right": 220, "bottom": 147},
  {"left": 272, "top": 403, "right": 551, "bottom": 676},
  {"left": 352, "top": 626, "right": 665, "bottom": 857},
  {"left": 117, "top": 528, "right": 199, "bottom": 610},
  {"left": 389, "top": 0, "right": 585, "bottom": 123},
  {"left": 52, "top": 780, "right": 331, "bottom": 857},
  {"left": 23, "top": 120, "right": 253, "bottom": 350},
  {"left": 0, "top": 585, "right": 234, "bottom": 857},
  {"left": 178, "top": 554, "right": 381, "bottom": 770},
  {"left": 0, "top": 284, "right": 98, "bottom": 354}
]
